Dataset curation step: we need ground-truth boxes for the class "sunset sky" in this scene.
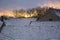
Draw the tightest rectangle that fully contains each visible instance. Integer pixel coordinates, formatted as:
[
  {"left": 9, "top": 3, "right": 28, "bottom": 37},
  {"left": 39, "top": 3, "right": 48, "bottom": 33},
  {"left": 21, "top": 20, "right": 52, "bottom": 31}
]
[{"left": 0, "top": 0, "right": 60, "bottom": 10}]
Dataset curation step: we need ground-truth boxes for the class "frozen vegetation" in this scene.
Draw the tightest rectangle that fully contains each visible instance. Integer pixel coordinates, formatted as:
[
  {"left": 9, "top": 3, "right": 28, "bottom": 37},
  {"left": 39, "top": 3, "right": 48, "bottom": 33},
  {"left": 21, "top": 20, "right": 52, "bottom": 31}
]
[{"left": 0, "top": 18, "right": 60, "bottom": 40}]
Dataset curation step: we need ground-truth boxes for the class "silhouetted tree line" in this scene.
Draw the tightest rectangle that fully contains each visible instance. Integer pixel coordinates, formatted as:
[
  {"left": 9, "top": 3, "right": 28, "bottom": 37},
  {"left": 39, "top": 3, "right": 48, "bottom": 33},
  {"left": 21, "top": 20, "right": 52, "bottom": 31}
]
[{"left": 12, "top": 7, "right": 60, "bottom": 19}]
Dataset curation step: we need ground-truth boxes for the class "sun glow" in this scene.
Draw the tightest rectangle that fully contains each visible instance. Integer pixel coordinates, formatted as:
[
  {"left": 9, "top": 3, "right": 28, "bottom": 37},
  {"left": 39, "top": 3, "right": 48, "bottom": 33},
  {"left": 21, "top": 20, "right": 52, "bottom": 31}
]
[
  {"left": 0, "top": 10, "right": 38, "bottom": 18},
  {"left": 0, "top": 10, "right": 15, "bottom": 18}
]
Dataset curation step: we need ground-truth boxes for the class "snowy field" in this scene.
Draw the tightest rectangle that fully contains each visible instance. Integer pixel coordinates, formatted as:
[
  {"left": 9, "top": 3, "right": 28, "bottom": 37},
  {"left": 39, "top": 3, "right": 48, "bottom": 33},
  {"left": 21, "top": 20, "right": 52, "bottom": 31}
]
[{"left": 0, "top": 18, "right": 60, "bottom": 40}]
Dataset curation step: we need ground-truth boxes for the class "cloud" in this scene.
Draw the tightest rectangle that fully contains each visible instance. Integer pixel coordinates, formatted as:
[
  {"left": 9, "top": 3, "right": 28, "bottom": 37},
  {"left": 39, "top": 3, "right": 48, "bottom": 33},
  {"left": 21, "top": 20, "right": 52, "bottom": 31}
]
[
  {"left": 37, "top": 0, "right": 60, "bottom": 9},
  {"left": 0, "top": 0, "right": 60, "bottom": 10}
]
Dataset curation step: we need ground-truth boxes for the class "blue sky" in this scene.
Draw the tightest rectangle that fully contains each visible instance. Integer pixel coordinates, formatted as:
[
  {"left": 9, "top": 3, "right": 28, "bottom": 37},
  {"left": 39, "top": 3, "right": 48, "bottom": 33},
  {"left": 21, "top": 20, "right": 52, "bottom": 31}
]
[{"left": 0, "top": 0, "right": 60, "bottom": 10}]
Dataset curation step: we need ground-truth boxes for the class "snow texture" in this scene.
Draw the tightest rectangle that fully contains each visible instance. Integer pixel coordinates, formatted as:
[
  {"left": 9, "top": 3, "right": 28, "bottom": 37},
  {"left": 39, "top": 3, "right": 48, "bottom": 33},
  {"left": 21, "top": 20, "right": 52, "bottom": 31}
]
[{"left": 0, "top": 18, "right": 60, "bottom": 40}]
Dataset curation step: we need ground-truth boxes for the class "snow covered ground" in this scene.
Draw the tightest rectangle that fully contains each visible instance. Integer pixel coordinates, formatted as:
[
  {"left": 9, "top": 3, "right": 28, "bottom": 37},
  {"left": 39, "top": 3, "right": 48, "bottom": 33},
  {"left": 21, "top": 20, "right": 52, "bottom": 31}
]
[{"left": 0, "top": 18, "right": 60, "bottom": 40}]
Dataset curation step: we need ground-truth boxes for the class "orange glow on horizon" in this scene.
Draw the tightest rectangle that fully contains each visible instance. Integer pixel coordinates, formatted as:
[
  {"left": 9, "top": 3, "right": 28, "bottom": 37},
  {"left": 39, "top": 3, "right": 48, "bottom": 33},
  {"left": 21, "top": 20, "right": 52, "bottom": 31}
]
[{"left": 0, "top": 10, "right": 38, "bottom": 18}]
